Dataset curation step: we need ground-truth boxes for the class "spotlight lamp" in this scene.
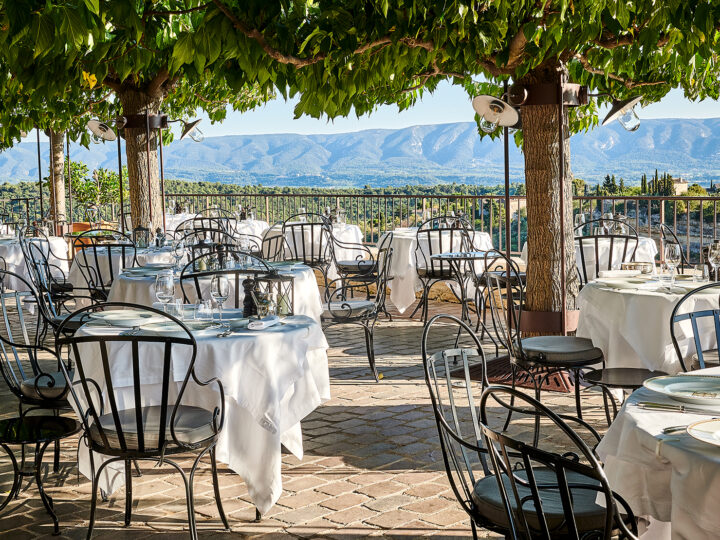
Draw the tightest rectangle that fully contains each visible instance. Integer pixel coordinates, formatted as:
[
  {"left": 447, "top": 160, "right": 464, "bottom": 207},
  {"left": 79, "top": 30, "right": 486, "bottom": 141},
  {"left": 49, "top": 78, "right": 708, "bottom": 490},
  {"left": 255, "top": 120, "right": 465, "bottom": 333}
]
[
  {"left": 86, "top": 119, "right": 117, "bottom": 143},
  {"left": 179, "top": 118, "right": 204, "bottom": 142},
  {"left": 471, "top": 95, "right": 520, "bottom": 134},
  {"left": 601, "top": 96, "right": 642, "bottom": 131}
]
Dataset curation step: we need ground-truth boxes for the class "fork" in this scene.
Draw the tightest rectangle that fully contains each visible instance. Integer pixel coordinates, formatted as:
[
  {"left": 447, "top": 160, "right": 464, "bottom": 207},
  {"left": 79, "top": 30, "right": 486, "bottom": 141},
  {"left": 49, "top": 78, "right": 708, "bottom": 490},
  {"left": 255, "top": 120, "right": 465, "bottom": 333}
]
[
  {"left": 216, "top": 328, "right": 234, "bottom": 338},
  {"left": 120, "top": 326, "right": 141, "bottom": 336}
]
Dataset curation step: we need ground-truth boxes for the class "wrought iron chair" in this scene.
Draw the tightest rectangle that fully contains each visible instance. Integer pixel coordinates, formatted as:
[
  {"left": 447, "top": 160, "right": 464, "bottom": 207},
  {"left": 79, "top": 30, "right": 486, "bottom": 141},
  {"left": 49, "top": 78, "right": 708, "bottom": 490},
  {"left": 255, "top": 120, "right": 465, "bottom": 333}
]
[
  {"left": 670, "top": 281, "right": 720, "bottom": 372},
  {"left": 261, "top": 225, "right": 286, "bottom": 262},
  {"left": 660, "top": 223, "right": 689, "bottom": 273},
  {"left": 412, "top": 215, "right": 473, "bottom": 322},
  {"left": 321, "top": 241, "right": 393, "bottom": 381},
  {"left": 575, "top": 218, "right": 639, "bottom": 287},
  {"left": 282, "top": 213, "right": 333, "bottom": 285},
  {"left": 181, "top": 227, "right": 236, "bottom": 262},
  {"left": 485, "top": 250, "right": 605, "bottom": 437},
  {"left": 20, "top": 227, "right": 75, "bottom": 310},
  {"left": 72, "top": 229, "right": 137, "bottom": 303},
  {"left": 0, "top": 269, "right": 74, "bottom": 474},
  {"left": 477, "top": 386, "right": 638, "bottom": 540},
  {"left": 55, "top": 302, "right": 228, "bottom": 539}
]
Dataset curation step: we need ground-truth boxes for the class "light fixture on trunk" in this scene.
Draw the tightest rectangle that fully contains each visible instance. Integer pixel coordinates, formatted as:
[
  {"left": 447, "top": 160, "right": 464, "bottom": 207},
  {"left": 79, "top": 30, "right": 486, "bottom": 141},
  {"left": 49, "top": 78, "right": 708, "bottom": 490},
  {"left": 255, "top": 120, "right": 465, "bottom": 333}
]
[
  {"left": 471, "top": 95, "right": 519, "bottom": 133},
  {"left": 87, "top": 120, "right": 117, "bottom": 143},
  {"left": 601, "top": 96, "right": 642, "bottom": 131},
  {"left": 178, "top": 118, "right": 204, "bottom": 142},
  {"left": 86, "top": 118, "right": 126, "bottom": 232}
]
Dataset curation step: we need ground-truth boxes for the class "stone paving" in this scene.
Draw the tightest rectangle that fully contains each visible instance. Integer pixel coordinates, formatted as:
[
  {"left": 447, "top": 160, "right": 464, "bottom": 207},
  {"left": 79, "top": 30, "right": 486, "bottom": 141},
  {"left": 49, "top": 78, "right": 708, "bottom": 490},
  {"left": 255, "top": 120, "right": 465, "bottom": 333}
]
[{"left": 0, "top": 299, "right": 608, "bottom": 539}]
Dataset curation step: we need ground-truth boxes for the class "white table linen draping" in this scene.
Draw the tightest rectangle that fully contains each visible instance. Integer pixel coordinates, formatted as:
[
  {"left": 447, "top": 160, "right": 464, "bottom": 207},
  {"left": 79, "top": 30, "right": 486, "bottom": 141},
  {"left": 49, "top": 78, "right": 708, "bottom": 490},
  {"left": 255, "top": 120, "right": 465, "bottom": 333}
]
[
  {"left": 597, "top": 366, "right": 720, "bottom": 540},
  {"left": 107, "top": 265, "right": 324, "bottom": 323},
  {"left": 165, "top": 212, "right": 194, "bottom": 232},
  {"left": 0, "top": 236, "right": 69, "bottom": 292},
  {"left": 234, "top": 219, "right": 269, "bottom": 238},
  {"left": 520, "top": 237, "right": 658, "bottom": 279},
  {"left": 263, "top": 222, "right": 364, "bottom": 281},
  {"left": 69, "top": 246, "right": 177, "bottom": 308},
  {"left": 577, "top": 281, "right": 719, "bottom": 374},
  {"left": 379, "top": 227, "right": 493, "bottom": 313},
  {"left": 71, "top": 315, "right": 330, "bottom": 513}
]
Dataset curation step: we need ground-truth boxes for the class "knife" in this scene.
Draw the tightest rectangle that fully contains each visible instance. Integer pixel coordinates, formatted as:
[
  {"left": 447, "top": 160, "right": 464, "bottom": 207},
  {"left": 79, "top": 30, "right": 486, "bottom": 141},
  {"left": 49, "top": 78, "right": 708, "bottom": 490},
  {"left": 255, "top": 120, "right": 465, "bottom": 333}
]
[{"left": 636, "top": 401, "right": 718, "bottom": 414}]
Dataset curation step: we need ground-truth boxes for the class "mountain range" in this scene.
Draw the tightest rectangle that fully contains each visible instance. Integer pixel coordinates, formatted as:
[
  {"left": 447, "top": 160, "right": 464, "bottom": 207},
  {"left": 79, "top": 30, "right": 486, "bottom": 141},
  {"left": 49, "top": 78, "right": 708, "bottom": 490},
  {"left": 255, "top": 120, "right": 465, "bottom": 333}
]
[{"left": 1, "top": 118, "right": 719, "bottom": 187}]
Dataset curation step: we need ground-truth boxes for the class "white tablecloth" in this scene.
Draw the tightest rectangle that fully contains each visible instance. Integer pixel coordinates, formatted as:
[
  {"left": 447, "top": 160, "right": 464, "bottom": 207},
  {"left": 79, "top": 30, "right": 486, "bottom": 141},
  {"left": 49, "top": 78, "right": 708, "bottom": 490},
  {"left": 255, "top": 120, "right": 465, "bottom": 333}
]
[
  {"left": 235, "top": 219, "right": 269, "bottom": 238},
  {"left": 69, "top": 247, "right": 177, "bottom": 307},
  {"left": 597, "top": 367, "right": 720, "bottom": 540},
  {"left": 380, "top": 227, "right": 493, "bottom": 313},
  {"left": 108, "top": 265, "right": 324, "bottom": 323},
  {"left": 71, "top": 315, "right": 330, "bottom": 513},
  {"left": 0, "top": 236, "right": 69, "bottom": 292},
  {"left": 577, "top": 281, "right": 719, "bottom": 374},
  {"left": 521, "top": 237, "right": 658, "bottom": 280}
]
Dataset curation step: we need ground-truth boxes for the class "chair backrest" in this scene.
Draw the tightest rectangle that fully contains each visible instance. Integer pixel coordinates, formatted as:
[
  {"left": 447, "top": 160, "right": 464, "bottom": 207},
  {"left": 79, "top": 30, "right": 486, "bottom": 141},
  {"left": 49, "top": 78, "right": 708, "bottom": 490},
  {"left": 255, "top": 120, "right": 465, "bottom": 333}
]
[
  {"left": 670, "top": 281, "right": 720, "bottom": 371},
  {"left": 660, "top": 224, "right": 689, "bottom": 272},
  {"left": 421, "top": 314, "right": 490, "bottom": 520},
  {"left": 484, "top": 250, "right": 524, "bottom": 358},
  {"left": 261, "top": 225, "right": 285, "bottom": 262},
  {"left": 179, "top": 250, "right": 274, "bottom": 309},
  {"left": 478, "top": 386, "right": 637, "bottom": 540},
  {"left": 328, "top": 227, "right": 373, "bottom": 267},
  {"left": 415, "top": 216, "right": 472, "bottom": 278},
  {"left": 282, "top": 213, "right": 333, "bottom": 267},
  {"left": 575, "top": 218, "right": 639, "bottom": 285},
  {"left": 55, "top": 303, "right": 214, "bottom": 456},
  {"left": 73, "top": 229, "right": 137, "bottom": 301},
  {"left": 20, "top": 227, "right": 69, "bottom": 296},
  {"left": 0, "top": 269, "right": 65, "bottom": 402}
]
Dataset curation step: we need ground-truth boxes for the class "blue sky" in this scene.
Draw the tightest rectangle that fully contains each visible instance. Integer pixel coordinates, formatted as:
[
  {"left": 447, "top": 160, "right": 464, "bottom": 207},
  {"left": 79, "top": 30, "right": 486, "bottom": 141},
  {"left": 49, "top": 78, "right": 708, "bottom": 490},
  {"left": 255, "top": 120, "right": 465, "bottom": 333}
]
[{"left": 195, "top": 81, "right": 720, "bottom": 137}]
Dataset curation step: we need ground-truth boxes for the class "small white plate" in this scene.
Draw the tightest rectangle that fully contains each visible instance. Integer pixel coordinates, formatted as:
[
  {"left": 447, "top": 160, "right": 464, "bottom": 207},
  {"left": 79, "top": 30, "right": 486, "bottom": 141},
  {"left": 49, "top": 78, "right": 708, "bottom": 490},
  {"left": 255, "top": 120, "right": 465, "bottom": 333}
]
[
  {"left": 644, "top": 375, "right": 720, "bottom": 405},
  {"left": 687, "top": 418, "right": 720, "bottom": 447},
  {"left": 87, "top": 311, "right": 164, "bottom": 328}
]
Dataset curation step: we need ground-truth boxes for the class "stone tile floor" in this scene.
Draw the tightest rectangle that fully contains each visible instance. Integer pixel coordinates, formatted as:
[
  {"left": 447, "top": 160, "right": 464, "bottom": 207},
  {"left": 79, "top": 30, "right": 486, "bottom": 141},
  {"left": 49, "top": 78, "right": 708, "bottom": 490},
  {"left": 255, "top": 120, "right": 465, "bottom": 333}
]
[{"left": 0, "top": 299, "right": 608, "bottom": 539}]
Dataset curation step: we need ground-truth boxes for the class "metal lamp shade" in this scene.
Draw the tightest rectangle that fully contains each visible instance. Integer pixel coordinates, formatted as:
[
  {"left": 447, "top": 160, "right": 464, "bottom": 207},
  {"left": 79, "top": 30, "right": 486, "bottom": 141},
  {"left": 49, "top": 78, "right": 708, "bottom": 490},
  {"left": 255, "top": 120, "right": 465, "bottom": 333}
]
[
  {"left": 86, "top": 119, "right": 117, "bottom": 141},
  {"left": 471, "top": 95, "right": 520, "bottom": 127},
  {"left": 180, "top": 119, "right": 204, "bottom": 142},
  {"left": 601, "top": 96, "right": 642, "bottom": 128}
]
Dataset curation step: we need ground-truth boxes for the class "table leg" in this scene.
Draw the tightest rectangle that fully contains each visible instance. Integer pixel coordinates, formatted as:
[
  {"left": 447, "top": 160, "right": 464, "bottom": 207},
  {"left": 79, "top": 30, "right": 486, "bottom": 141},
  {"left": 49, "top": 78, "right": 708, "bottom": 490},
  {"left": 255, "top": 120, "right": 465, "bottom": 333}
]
[
  {"left": 0, "top": 442, "right": 20, "bottom": 513},
  {"left": 34, "top": 440, "right": 59, "bottom": 535}
]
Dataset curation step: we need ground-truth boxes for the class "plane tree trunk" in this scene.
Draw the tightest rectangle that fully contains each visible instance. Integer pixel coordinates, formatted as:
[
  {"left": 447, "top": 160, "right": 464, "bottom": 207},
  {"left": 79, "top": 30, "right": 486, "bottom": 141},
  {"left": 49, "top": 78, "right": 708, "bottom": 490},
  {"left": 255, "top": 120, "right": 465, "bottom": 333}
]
[{"left": 48, "top": 129, "right": 66, "bottom": 224}]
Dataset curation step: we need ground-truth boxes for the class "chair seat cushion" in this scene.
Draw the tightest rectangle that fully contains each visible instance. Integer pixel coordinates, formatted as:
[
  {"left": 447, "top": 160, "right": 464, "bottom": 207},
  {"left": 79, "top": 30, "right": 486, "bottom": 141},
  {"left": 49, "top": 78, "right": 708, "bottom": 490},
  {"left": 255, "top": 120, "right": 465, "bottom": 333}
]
[
  {"left": 417, "top": 267, "right": 454, "bottom": 278},
  {"left": 691, "top": 349, "right": 719, "bottom": 370},
  {"left": 336, "top": 260, "right": 376, "bottom": 275},
  {"left": 20, "top": 370, "right": 71, "bottom": 401},
  {"left": 322, "top": 300, "right": 375, "bottom": 319},
  {"left": 584, "top": 367, "right": 667, "bottom": 389},
  {"left": 50, "top": 282, "right": 74, "bottom": 294},
  {"left": 89, "top": 405, "right": 217, "bottom": 451},
  {"left": 472, "top": 468, "right": 609, "bottom": 534},
  {"left": 520, "top": 336, "right": 603, "bottom": 366}
]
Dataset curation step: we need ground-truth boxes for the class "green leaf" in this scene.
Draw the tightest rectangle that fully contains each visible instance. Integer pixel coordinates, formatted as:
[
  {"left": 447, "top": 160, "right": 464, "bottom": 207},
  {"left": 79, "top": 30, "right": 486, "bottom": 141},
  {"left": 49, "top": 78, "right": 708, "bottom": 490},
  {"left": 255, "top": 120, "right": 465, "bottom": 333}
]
[
  {"left": 83, "top": 0, "right": 100, "bottom": 15},
  {"left": 32, "top": 14, "right": 55, "bottom": 58}
]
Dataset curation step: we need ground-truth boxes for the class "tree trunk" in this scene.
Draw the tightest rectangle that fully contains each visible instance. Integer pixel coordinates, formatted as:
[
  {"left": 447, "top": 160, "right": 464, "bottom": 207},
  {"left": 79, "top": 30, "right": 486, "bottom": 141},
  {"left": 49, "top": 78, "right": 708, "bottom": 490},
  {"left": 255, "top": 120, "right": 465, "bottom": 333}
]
[
  {"left": 49, "top": 129, "right": 66, "bottom": 224},
  {"left": 117, "top": 89, "right": 163, "bottom": 230},
  {"left": 520, "top": 63, "right": 579, "bottom": 319}
]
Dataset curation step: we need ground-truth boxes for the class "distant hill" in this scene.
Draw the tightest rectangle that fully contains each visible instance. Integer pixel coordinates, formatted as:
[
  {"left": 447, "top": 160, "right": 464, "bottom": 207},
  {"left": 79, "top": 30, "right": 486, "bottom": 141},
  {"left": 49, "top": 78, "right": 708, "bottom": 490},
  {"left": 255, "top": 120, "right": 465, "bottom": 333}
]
[{"left": 1, "top": 118, "right": 719, "bottom": 187}]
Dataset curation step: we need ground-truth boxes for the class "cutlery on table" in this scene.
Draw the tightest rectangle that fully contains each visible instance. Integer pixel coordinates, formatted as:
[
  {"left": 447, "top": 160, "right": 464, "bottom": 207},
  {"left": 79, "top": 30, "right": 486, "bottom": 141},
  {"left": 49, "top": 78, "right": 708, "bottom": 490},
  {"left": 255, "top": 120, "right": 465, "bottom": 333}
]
[
  {"left": 120, "top": 326, "right": 141, "bottom": 336},
  {"left": 636, "top": 401, "right": 716, "bottom": 414}
]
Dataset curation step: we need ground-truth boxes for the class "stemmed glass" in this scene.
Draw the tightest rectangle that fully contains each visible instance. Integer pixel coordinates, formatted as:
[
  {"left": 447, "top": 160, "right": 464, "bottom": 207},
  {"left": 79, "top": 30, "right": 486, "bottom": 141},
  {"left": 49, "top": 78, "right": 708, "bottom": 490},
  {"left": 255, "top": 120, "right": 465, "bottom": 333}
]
[
  {"left": 574, "top": 213, "right": 586, "bottom": 236},
  {"left": 210, "top": 275, "right": 230, "bottom": 325},
  {"left": 709, "top": 242, "right": 720, "bottom": 281},
  {"left": 602, "top": 212, "right": 613, "bottom": 235},
  {"left": 664, "top": 243, "right": 681, "bottom": 289},
  {"left": 155, "top": 271, "right": 175, "bottom": 312},
  {"left": 172, "top": 239, "right": 185, "bottom": 270}
]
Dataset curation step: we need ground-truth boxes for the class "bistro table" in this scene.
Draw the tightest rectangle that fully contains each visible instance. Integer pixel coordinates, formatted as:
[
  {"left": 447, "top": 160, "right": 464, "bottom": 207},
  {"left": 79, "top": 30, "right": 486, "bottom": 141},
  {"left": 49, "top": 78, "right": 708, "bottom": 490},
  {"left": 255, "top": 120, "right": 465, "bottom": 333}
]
[
  {"left": 430, "top": 251, "right": 489, "bottom": 322},
  {"left": 577, "top": 278, "right": 719, "bottom": 374},
  {"left": 107, "top": 263, "right": 324, "bottom": 323},
  {"left": 597, "top": 366, "right": 720, "bottom": 539},
  {"left": 0, "top": 235, "right": 69, "bottom": 292},
  {"left": 380, "top": 227, "right": 493, "bottom": 313},
  {"left": 71, "top": 314, "right": 329, "bottom": 514},
  {"left": 520, "top": 236, "right": 659, "bottom": 280}
]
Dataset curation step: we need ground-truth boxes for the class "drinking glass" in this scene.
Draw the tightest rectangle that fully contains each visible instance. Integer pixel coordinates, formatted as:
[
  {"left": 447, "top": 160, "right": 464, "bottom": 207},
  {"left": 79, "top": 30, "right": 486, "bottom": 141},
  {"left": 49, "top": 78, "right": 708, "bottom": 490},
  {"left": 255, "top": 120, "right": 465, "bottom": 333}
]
[
  {"left": 172, "top": 239, "right": 185, "bottom": 270},
  {"left": 574, "top": 213, "right": 586, "bottom": 236},
  {"left": 210, "top": 275, "right": 230, "bottom": 324},
  {"left": 693, "top": 264, "right": 710, "bottom": 283},
  {"left": 664, "top": 243, "right": 681, "bottom": 287},
  {"left": 298, "top": 207, "right": 306, "bottom": 221},
  {"left": 602, "top": 212, "right": 613, "bottom": 234},
  {"left": 154, "top": 271, "right": 175, "bottom": 311},
  {"left": 194, "top": 300, "right": 212, "bottom": 321}
]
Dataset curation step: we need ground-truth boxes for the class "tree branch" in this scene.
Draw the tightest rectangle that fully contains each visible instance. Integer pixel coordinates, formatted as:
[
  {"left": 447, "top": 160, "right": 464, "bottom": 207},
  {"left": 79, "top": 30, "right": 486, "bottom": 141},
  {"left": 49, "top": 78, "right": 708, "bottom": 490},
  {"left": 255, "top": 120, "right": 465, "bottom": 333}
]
[
  {"left": 401, "top": 60, "right": 465, "bottom": 93},
  {"left": 146, "top": 68, "right": 170, "bottom": 97},
  {"left": 145, "top": 3, "right": 211, "bottom": 17},
  {"left": 102, "top": 77, "right": 122, "bottom": 92},
  {"left": 573, "top": 53, "right": 667, "bottom": 89}
]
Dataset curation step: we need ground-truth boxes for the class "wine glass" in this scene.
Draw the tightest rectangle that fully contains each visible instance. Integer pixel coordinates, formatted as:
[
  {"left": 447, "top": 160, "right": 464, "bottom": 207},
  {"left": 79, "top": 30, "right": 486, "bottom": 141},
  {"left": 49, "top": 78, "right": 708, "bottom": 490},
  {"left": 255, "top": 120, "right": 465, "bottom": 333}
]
[
  {"left": 709, "top": 242, "right": 720, "bottom": 281},
  {"left": 602, "top": 212, "right": 613, "bottom": 235},
  {"left": 210, "top": 275, "right": 230, "bottom": 325},
  {"left": 574, "top": 213, "right": 586, "bottom": 236},
  {"left": 155, "top": 271, "right": 175, "bottom": 311},
  {"left": 664, "top": 243, "right": 681, "bottom": 288},
  {"left": 172, "top": 239, "right": 185, "bottom": 270}
]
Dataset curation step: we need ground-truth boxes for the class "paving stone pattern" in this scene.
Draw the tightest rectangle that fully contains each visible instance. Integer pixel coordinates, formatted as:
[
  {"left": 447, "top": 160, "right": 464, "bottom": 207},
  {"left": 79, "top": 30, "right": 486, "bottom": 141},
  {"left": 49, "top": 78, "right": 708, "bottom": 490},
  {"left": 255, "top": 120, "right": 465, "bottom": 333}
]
[{"left": 0, "top": 299, "right": 608, "bottom": 539}]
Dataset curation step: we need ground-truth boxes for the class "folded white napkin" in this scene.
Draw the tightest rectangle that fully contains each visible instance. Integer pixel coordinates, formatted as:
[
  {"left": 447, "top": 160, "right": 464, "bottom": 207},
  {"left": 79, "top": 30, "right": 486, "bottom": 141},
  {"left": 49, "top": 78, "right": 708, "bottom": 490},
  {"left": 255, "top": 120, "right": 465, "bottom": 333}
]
[
  {"left": 597, "top": 269, "right": 641, "bottom": 278},
  {"left": 248, "top": 315, "right": 280, "bottom": 330}
]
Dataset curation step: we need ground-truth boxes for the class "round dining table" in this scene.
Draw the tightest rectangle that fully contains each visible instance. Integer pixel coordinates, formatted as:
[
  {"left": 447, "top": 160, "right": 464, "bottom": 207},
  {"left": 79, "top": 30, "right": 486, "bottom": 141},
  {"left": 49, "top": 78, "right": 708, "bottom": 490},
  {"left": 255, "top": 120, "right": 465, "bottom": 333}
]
[
  {"left": 596, "top": 366, "right": 720, "bottom": 540},
  {"left": 70, "top": 313, "right": 330, "bottom": 514},
  {"left": 577, "top": 278, "right": 719, "bottom": 374},
  {"left": 380, "top": 227, "right": 493, "bottom": 313},
  {"left": 107, "top": 263, "right": 324, "bottom": 323}
]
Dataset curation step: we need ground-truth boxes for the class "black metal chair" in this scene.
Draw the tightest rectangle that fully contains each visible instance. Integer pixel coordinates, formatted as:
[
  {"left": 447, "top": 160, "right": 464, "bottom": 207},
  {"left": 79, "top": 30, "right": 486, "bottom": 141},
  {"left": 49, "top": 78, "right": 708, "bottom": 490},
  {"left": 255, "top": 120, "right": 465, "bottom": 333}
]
[
  {"left": 282, "top": 213, "right": 333, "bottom": 285},
  {"left": 477, "top": 386, "right": 638, "bottom": 540},
  {"left": 660, "top": 223, "right": 689, "bottom": 273},
  {"left": 485, "top": 250, "right": 605, "bottom": 436},
  {"left": 72, "top": 229, "right": 137, "bottom": 303},
  {"left": 55, "top": 303, "right": 228, "bottom": 539},
  {"left": 322, "top": 241, "right": 392, "bottom": 381},
  {"left": 670, "top": 281, "right": 720, "bottom": 371},
  {"left": 575, "top": 218, "right": 639, "bottom": 287},
  {"left": 261, "top": 225, "right": 286, "bottom": 262},
  {"left": 20, "top": 227, "right": 75, "bottom": 310},
  {"left": 412, "top": 216, "right": 473, "bottom": 322}
]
